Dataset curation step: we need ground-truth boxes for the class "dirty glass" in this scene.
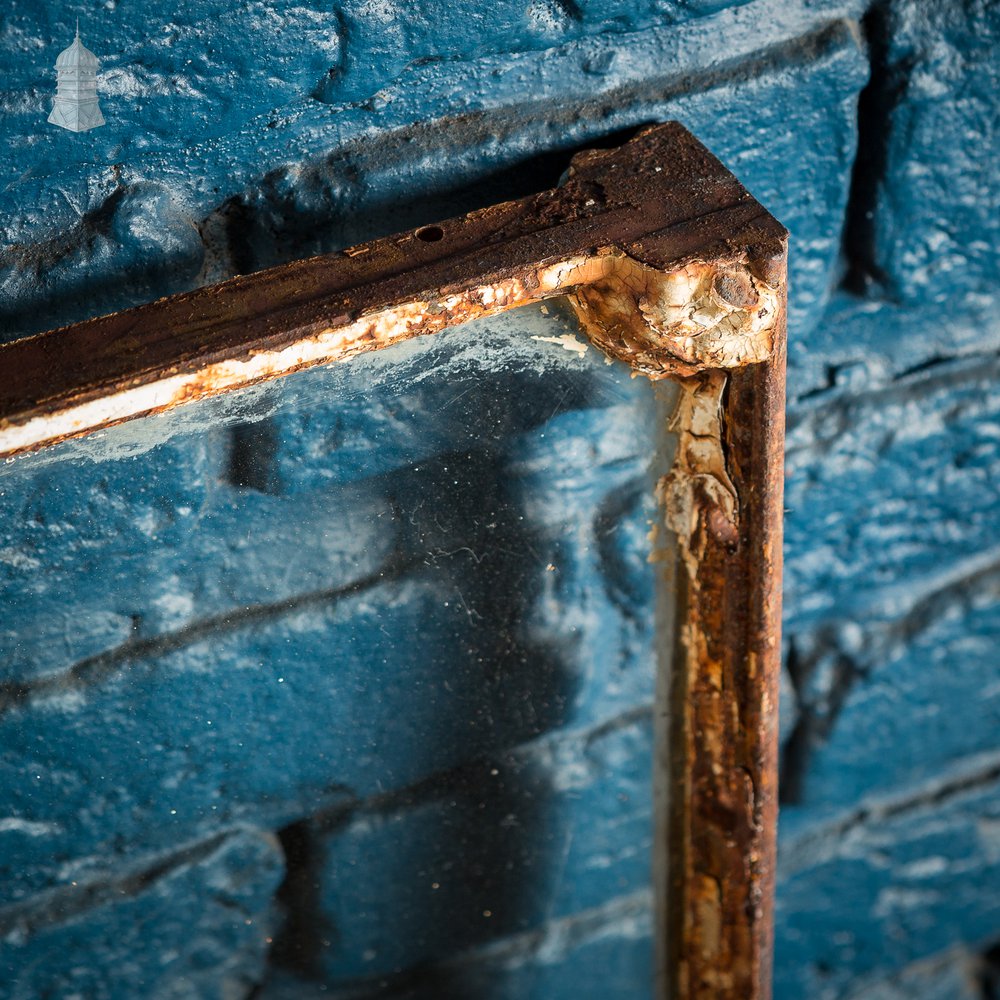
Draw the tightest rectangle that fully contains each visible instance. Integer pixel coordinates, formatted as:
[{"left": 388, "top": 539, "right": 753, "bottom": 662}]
[{"left": 0, "top": 301, "right": 675, "bottom": 998}]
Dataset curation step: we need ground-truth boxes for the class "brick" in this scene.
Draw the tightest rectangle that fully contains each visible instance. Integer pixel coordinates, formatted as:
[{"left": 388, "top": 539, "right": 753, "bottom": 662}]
[
  {"left": 0, "top": 1, "right": 864, "bottom": 342},
  {"left": 785, "top": 0, "right": 1000, "bottom": 396},
  {"left": 0, "top": 430, "right": 396, "bottom": 686},
  {"left": 842, "top": 945, "right": 985, "bottom": 1000},
  {"left": 0, "top": 827, "right": 283, "bottom": 1000},
  {"left": 783, "top": 354, "right": 1000, "bottom": 633},
  {"left": 793, "top": 582, "right": 1000, "bottom": 817},
  {"left": 299, "top": 713, "right": 653, "bottom": 983},
  {"left": 0, "top": 572, "right": 542, "bottom": 902},
  {"left": 0, "top": 318, "right": 657, "bottom": 922},
  {"left": 409, "top": 891, "right": 653, "bottom": 1000},
  {"left": 775, "top": 766, "right": 1000, "bottom": 999},
  {"left": 779, "top": 355, "right": 1000, "bottom": 816},
  {"left": 259, "top": 890, "right": 653, "bottom": 999},
  {"left": 227, "top": 4, "right": 867, "bottom": 336},
  {"left": 0, "top": 180, "right": 206, "bottom": 342},
  {"left": 867, "top": 1, "right": 1000, "bottom": 311},
  {"left": 0, "top": 502, "right": 653, "bottom": 903}
]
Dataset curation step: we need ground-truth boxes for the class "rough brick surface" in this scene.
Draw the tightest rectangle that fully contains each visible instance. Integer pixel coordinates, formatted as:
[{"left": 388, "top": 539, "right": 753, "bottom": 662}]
[
  {"left": 260, "top": 891, "right": 654, "bottom": 999},
  {"left": 775, "top": 768, "right": 1000, "bottom": 999},
  {"left": 0, "top": 828, "right": 284, "bottom": 1000},
  {"left": 864, "top": 0, "right": 999, "bottom": 310},
  {"left": 843, "top": 944, "right": 996, "bottom": 1000},
  {"left": 0, "top": 0, "right": 865, "bottom": 342},
  {"left": 0, "top": 311, "right": 660, "bottom": 994},
  {"left": 292, "top": 714, "right": 653, "bottom": 985}
]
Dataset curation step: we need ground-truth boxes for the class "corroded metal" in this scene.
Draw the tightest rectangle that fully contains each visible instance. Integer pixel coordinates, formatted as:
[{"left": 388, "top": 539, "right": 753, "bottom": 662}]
[
  {"left": 0, "top": 123, "right": 784, "bottom": 460},
  {"left": 661, "top": 329, "right": 786, "bottom": 999},
  {"left": 567, "top": 258, "right": 779, "bottom": 377},
  {"left": 0, "top": 122, "right": 787, "bottom": 1000}
]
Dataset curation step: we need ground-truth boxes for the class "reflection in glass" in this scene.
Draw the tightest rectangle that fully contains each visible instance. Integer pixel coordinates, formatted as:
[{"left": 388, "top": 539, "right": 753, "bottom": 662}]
[{"left": 0, "top": 302, "right": 674, "bottom": 998}]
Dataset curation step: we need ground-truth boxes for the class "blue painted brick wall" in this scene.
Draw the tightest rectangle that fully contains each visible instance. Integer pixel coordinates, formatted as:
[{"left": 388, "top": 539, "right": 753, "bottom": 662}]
[{"left": 1, "top": 0, "right": 998, "bottom": 996}]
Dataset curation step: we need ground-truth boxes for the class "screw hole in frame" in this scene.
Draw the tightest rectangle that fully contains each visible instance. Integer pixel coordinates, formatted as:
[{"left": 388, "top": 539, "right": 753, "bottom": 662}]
[{"left": 416, "top": 225, "right": 444, "bottom": 242}]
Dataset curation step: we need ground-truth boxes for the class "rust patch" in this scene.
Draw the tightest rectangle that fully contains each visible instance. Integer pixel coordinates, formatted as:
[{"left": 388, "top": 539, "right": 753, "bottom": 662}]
[
  {"left": 565, "top": 254, "right": 780, "bottom": 378},
  {"left": 658, "top": 371, "right": 737, "bottom": 553},
  {"left": 655, "top": 301, "right": 786, "bottom": 1000}
]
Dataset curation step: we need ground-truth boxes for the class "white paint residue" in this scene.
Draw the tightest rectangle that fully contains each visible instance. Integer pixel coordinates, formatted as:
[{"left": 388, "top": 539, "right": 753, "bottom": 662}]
[
  {"left": 0, "top": 817, "right": 60, "bottom": 836},
  {"left": 152, "top": 589, "right": 195, "bottom": 626},
  {"left": 898, "top": 856, "right": 949, "bottom": 879},
  {"left": 0, "top": 546, "right": 41, "bottom": 570},
  {"left": 530, "top": 333, "right": 589, "bottom": 356}
]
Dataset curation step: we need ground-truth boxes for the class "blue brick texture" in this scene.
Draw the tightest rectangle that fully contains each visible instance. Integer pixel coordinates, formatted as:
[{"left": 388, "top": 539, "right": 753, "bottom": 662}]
[
  {"left": 0, "top": 828, "right": 284, "bottom": 1000},
  {"left": 0, "top": 0, "right": 998, "bottom": 997}
]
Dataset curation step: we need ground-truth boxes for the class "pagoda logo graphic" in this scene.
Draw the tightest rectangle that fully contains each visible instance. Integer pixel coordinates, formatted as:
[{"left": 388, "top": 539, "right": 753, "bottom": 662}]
[{"left": 49, "top": 21, "right": 105, "bottom": 132}]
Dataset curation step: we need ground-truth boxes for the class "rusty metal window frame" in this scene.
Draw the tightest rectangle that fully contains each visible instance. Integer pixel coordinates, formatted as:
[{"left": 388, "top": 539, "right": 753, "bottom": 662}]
[{"left": 0, "top": 123, "right": 787, "bottom": 1000}]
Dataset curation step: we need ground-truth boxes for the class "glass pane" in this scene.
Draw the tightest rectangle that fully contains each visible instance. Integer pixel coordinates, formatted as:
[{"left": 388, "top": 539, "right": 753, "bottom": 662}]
[{"left": 0, "top": 301, "right": 676, "bottom": 999}]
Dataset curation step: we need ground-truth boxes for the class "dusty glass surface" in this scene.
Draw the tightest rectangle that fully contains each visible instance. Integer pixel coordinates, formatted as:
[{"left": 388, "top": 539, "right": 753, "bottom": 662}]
[{"left": 0, "top": 301, "right": 674, "bottom": 996}]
